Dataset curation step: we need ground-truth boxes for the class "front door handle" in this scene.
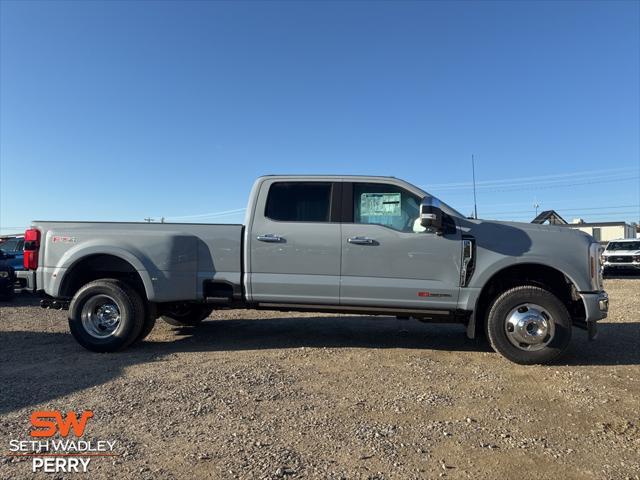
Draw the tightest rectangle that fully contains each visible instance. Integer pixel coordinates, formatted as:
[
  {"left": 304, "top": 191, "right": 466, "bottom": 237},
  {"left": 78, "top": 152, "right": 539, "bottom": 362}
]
[
  {"left": 257, "top": 234, "right": 284, "bottom": 243},
  {"left": 347, "top": 236, "right": 377, "bottom": 245}
]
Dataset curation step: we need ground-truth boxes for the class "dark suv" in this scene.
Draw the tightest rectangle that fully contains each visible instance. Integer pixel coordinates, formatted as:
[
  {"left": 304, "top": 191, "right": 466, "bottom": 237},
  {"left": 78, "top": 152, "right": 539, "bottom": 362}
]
[
  {"left": 0, "top": 251, "right": 16, "bottom": 299},
  {"left": 0, "top": 235, "right": 24, "bottom": 271}
]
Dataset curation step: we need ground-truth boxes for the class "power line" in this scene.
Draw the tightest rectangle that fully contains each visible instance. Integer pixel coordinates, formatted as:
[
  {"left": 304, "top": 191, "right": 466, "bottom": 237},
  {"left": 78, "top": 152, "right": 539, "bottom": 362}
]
[
  {"left": 433, "top": 173, "right": 637, "bottom": 192},
  {"left": 437, "top": 175, "right": 639, "bottom": 195},
  {"left": 489, "top": 212, "right": 639, "bottom": 220},
  {"left": 425, "top": 167, "right": 638, "bottom": 190},
  {"left": 156, "top": 168, "right": 639, "bottom": 221},
  {"left": 480, "top": 204, "right": 638, "bottom": 216},
  {"left": 164, "top": 208, "right": 246, "bottom": 220},
  {"left": 170, "top": 211, "right": 247, "bottom": 221}
]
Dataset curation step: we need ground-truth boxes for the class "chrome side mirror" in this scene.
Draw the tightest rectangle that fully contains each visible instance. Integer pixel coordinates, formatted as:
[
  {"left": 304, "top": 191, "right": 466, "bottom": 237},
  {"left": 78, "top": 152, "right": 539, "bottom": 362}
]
[{"left": 420, "top": 197, "right": 443, "bottom": 231}]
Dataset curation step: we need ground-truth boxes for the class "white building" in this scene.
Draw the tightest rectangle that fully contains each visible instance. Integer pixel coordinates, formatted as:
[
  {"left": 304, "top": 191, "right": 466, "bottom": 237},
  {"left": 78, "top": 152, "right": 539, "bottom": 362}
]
[
  {"left": 531, "top": 210, "right": 636, "bottom": 243},
  {"left": 567, "top": 221, "right": 636, "bottom": 243}
]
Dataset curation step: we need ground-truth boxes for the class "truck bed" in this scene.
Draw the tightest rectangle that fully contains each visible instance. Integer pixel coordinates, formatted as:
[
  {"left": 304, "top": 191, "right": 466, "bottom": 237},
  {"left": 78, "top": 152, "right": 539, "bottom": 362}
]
[{"left": 31, "top": 221, "right": 244, "bottom": 302}]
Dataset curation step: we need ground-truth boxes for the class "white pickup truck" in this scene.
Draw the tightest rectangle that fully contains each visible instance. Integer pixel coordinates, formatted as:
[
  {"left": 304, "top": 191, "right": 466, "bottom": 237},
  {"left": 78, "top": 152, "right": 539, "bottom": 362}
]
[
  {"left": 601, "top": 239, "right": 640, "bottom": 273},
  {"left": 21, "top": 175, "right": 608, "bottom": 364}
]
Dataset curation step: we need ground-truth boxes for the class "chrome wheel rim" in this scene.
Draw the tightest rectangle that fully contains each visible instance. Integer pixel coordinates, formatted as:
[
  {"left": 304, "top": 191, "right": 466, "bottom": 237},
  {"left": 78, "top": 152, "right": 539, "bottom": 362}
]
[
  {"left": 80, "top": 295, "right": 122, "bottom": 339},
  {"left": 505, "top": 303, "right": 555, "bottom": 351}
]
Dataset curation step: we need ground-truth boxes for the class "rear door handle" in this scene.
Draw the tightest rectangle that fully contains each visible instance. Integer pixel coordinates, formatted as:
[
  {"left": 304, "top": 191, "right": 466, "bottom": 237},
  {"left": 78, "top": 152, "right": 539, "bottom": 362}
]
[
  {"left": 347, "top": 236, "right": 377, "bottom": 245},
  {"left": 257, "top": 234, "right": 284, "bottom": 243}
]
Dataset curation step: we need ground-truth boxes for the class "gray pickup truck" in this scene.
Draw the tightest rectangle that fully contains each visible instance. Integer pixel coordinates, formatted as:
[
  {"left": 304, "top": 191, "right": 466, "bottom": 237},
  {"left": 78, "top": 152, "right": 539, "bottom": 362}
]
[{"left": 22, "top": 175, "right": 608, "bottom": 364}]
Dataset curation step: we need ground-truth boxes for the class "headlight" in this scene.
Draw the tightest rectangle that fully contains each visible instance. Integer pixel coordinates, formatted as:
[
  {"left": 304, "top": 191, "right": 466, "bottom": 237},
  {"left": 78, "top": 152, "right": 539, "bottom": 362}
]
[
  {"left": 634, "top": 255, "right": 640, "bottom": 263},
  {"left": 0, "top": 271, "right": 9, "bottom": 278}
]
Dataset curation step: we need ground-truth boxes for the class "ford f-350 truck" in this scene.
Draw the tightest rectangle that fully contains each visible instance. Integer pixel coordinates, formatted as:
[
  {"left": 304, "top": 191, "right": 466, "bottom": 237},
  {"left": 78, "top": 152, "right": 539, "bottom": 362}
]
[{"left": 21, "top": 175, "right": 608, "bottom": 364}]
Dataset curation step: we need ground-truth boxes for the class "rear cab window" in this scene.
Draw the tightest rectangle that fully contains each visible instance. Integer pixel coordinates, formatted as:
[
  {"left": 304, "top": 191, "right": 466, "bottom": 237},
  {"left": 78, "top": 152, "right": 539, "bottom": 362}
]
[{"left": 265, "top": 182, "right": 334, "bottom": 222}]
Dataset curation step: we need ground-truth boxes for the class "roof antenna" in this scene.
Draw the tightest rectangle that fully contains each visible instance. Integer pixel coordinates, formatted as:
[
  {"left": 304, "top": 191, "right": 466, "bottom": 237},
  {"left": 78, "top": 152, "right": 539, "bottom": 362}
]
[{"left": 471, "top": 154, "right": 478, "bottom": 219}]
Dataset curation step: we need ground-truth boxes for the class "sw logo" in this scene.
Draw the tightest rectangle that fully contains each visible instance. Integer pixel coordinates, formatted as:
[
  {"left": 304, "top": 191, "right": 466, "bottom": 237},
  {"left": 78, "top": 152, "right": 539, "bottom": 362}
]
[
  {"left": 30, "top": 410, "right": 94, "bottom": 438},
  {"left": 7, "top": 409, "right": 117, "bottom": 473}
]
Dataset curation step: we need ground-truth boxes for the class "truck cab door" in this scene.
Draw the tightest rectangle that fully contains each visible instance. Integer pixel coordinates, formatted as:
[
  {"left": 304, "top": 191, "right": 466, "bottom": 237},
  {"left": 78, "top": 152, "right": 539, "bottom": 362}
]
[
  {"left": 248, "top": 180, "right": 342, "bottom": 304},
  {"left": 340, "top": 182, "right": 462, "bottom": 313}
]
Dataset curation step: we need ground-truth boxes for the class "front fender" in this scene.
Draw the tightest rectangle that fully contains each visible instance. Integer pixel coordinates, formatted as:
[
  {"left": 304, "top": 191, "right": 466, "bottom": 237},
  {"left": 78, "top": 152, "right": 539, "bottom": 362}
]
[{"left": 468, "top": 256, "right": 589, "bottom": 293}]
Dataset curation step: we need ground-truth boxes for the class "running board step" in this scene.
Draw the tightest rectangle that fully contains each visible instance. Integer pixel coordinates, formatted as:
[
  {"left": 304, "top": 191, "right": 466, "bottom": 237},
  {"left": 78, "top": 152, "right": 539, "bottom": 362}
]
[{"left": 257, "top": 302, "right": 453, "bottom": 318}]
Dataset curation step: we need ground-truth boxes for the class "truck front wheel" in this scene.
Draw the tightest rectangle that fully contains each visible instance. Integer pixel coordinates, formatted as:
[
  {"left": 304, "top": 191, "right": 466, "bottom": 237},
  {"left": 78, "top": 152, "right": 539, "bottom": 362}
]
[
  {"left": 161, "top": 304, "right": 213, "bottom": 327},
  {"left": 68, "top": 279, "right": 145, "bottom": 352},
  {"left": 486, "top": 285, "right": 572, "bottom": 365}
]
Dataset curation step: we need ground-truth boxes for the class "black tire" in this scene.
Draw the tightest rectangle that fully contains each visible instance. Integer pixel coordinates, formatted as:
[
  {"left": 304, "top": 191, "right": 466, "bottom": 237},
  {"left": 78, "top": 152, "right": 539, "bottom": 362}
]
[
  {"left": 134, "top": 302, "right": 157, "bottom": 344},
  {"left": 486, "top": 285, "right": 572, "bottom": 365},
  {"left": 68, "top": 279, "right": 145, "bottom": 353},
  {"left": 161, "top": 304, "right": 214, "bottom": 327}
]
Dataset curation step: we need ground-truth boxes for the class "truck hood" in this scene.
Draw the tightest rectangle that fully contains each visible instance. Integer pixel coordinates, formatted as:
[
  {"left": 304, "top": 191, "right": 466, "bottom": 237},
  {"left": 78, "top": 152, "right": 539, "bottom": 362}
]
[{"left": 458, "top": 217, "right": 594, "bottom": 252}]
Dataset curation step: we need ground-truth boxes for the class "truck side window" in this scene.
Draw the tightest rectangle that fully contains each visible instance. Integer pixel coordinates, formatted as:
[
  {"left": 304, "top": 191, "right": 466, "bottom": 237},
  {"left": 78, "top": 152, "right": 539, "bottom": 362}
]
[
  {"left": 353, "top": 183, "right": 421, "bottom": 232},
  {"left": 265, "top": 182, "right": 332, "bottom": 222}
]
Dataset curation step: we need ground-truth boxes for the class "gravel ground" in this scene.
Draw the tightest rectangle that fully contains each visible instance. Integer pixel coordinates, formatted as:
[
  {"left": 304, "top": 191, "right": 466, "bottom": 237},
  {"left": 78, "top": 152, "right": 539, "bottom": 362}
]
[{"left": 1, "top": 279, "right": 639, "bottom": 479}]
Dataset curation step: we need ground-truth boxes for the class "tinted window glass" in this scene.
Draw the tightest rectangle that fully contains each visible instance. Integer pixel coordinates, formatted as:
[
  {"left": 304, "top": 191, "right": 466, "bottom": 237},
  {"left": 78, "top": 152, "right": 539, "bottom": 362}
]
[
  {"left": 266, "top": 182, "right": 332, "bottom": 222},
  {"left": 353, "top": 183, "right": 421, "bottom": 232},
  {"left": 0, "top": 237, "right": 23, "bottom": 252}
]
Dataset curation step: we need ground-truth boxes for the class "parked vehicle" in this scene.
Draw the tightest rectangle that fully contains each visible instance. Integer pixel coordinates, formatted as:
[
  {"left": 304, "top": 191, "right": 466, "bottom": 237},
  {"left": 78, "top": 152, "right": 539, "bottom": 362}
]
[
  {"left": 602, "top": 239, "right": 640, "bottom": 273},
  {"left": 0, "top": 235, "right": 24, "bottom": 271},
  {"left": 0, "top": 252, "right": 16, "bottom": 300},
  {"left": 22, "top": 175, "right": 608, "bottom": 364}
]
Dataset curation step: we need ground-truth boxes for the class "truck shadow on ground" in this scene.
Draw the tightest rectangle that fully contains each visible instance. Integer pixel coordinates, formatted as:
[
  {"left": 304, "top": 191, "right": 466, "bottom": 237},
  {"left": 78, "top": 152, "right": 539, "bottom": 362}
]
[
  {"left": 0, "top": 294, "right": 41, "bottom": 308},
  {"left": 1, "top": 315, "right": 639, "bottom": 415},
  {"left": 159, "top": 316, "right": 491, "bottom": 353},
  {"left": 151, "top": 317, "right": 640, "bottom": 369}
]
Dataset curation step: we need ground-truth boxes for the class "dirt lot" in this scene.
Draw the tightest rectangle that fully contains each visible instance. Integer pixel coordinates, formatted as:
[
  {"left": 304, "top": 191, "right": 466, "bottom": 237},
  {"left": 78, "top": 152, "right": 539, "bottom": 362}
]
[{"left": 1, "top": 279, "right": 639, "bottom": 480}]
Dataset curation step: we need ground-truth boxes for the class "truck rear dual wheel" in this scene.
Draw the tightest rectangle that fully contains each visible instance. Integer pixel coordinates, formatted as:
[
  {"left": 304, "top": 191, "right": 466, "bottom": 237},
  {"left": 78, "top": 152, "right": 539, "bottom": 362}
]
[
  {"left": 486, "top": 285, "right": 572, "bottom": 365},
  {"left": 68, "top": 279, "right": 151, "bottom": 352},
  {"left": 161, "top": 304, "right": 214, "bottom": 327}
]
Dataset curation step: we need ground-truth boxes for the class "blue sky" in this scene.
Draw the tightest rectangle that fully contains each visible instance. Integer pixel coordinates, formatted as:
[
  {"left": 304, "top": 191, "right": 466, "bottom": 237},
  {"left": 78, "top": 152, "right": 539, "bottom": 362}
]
[{"left": 1, "top": 0, "right": 639, "bottom": 233}]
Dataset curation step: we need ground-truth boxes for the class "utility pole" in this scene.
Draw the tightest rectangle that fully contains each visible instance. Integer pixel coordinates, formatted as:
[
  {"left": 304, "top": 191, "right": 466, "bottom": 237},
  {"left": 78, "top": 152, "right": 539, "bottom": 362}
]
[
  {"left": 534, "top": 196, "right": 540, "bottom": 218},
  {"left": 471, "top": 154, "right": 478, "bottom": 219},
  {"left": 144, "top": 217, "right": 154, "bottom": 223}
]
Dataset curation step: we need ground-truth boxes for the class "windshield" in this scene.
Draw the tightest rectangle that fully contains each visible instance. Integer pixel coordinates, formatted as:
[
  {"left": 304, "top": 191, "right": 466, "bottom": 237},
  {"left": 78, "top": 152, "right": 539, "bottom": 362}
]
[{"left": 606, "top": 241, "right": 640, "bottom": 251}]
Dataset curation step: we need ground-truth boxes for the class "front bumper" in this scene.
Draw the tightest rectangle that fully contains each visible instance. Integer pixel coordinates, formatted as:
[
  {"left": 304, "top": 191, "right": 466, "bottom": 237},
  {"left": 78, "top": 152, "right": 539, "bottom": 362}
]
[
  {"left": 603, "top": 263, "right": 640, "bottom": 269},
  {"left": 578, "top": 291, "right": 608, "bottom": 340}
]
